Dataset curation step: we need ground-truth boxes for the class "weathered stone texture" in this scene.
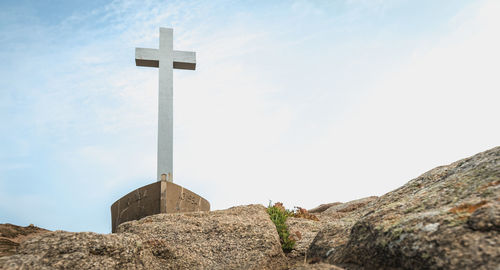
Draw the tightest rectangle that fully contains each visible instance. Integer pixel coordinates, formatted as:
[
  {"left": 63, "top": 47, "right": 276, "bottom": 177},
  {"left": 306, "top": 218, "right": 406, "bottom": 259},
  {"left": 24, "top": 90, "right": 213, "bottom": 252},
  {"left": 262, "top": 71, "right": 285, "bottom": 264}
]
[
  {"left": 285, "top": 217, "right": 322, "bottom": 265},
  {"left": 0, "top": 224, "right": 49, "bottom": 258},
  {"left": 308, "top": 203, "right": 342, "bottom": 214},
  {"left": 291, "top": 262, "right": 345, "bottom": 270},
  {"left": 0, "top": 205, "right": 287, "bottom": 270},
  {"left": 321, "top": 196, "right": 377, "bottom": 216},
  {"left": 308, "top": 146, "right": 500, "bottom": 269},
  {"left": 117, "top": 204, "right": 287, "bottom": 269},
  {"left": 0, "top": 232, "right": 160, "bottom": 270}
]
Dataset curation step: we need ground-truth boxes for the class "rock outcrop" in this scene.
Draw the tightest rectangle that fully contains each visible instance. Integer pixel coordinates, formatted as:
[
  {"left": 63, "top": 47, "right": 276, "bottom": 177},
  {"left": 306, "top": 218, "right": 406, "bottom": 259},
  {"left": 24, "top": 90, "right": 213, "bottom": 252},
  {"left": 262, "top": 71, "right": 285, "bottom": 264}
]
[
  {"left": 116, "top": 204, "right": 287, "bottom": 269},
  {"left": 0, "top": 205, "right": 287, "bottom": 270},
  {"left": 308, "top": 146, "right": 500, "bottom": 269},
  {"left": 0, "top": 146, "right": 498, "bottom": 270},
  {"left": 0, "top": 224, "right": 49, "bottom": 257}
]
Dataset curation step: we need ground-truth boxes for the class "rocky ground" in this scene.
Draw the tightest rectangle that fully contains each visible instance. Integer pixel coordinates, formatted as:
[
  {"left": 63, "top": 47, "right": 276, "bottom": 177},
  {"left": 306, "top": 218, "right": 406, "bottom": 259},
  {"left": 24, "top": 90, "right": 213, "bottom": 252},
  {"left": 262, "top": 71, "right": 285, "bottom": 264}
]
[
  {"left": 0, "top": 146, "right": 498, "bottom": 269},
  {"left": 307, "top": 146, "right": 499, "bottom": 270},
  {"left": 0, "top": 224, "right": 49, "bottom": 257},
  {"left": 0, "top": 205, "right": 287, "bottom": 269}
]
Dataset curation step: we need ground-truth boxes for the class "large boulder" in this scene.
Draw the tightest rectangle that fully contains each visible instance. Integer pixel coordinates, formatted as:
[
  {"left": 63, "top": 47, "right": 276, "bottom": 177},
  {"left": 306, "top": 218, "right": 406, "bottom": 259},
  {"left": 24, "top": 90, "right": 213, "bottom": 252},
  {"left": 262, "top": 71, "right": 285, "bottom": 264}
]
[
  {"left": 308, "top": 146, "right": 500, "bottom": 269},
  {"left": 116, "top": 204, "right": 287, "bottom": 269},
  {"left": 0, "top": 204, "right": 287, "bottom": 270}
]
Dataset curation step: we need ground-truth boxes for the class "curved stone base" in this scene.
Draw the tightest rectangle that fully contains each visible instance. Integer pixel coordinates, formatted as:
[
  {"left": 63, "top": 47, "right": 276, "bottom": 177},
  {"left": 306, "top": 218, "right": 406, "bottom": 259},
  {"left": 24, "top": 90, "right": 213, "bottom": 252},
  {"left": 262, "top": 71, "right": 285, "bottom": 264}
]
[{"left": 111, "top": 181, "right": 210, "bottom": 232}]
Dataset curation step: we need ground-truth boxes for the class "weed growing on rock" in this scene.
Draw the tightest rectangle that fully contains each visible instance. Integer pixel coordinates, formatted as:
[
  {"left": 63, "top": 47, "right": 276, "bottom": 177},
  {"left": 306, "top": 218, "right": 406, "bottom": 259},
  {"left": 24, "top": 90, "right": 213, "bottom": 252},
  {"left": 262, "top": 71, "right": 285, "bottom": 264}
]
[
  {"left": 266, "top": 202, "right": 320, "bottom": 252},
  {"left": 266, "top": 202, "right": 295, "bottom": 252}
]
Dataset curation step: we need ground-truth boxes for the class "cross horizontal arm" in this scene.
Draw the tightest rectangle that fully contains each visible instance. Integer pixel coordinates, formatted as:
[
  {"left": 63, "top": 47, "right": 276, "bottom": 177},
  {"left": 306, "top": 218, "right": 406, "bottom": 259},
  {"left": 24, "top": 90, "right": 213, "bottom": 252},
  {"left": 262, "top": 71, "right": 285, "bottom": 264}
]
[
  {"left": 135, "top": 48, "right": 196, "bottom": 70},
  {"left": 173, "top": 51, "right": 196, "bottom": 70},
  {"left": 135, "top": 48, "right": 159, "bottom": 67}
]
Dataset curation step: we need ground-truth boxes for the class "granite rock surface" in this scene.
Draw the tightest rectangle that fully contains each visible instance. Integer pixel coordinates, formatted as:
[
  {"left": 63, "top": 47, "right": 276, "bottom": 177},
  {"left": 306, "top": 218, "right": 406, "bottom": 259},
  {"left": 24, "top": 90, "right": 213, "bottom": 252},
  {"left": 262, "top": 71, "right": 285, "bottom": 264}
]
[
  {"left": 308, "top": 146, "right": 500, "bottom": 269},
  {"left": 285, "top": 216, "right": 323, "bottom": 264},
  {"left": 0, "top": 205, "right": 287, "bottom": 270},
  {"left": 117, "top": 204, "right": 287, "bottom": 269},
  {"left": 0, "top": 224, "right": 49, "bottom": 258}
]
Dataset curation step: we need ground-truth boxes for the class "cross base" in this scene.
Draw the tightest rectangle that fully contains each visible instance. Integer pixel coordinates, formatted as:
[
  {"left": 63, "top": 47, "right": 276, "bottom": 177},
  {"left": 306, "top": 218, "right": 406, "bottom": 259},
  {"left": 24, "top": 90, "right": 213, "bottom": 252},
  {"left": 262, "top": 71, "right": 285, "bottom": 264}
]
[{"left": 110, "top": 181, "right": 210, "bottom": 232}]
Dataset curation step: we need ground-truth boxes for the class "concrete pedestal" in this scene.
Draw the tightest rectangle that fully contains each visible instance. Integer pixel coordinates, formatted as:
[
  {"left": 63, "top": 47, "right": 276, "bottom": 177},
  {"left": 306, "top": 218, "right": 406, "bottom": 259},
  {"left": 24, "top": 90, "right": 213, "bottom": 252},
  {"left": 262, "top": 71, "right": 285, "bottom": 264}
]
[{"left": 110, "top": 181, "right": 210, "bottom": 232}]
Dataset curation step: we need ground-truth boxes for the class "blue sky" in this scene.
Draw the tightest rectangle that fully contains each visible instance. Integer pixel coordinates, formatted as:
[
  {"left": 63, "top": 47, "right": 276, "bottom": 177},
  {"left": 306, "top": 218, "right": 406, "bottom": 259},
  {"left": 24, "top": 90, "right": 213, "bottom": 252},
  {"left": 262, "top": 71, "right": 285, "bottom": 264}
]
[{"left": 1, "top": 0, "right": 499, "bottom": 233}]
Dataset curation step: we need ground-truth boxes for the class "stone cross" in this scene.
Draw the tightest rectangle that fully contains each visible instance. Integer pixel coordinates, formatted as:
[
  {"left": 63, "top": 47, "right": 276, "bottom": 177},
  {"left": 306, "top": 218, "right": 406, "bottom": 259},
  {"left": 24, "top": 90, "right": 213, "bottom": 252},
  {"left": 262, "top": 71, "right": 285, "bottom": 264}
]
[{"left": 135, "top": 27, "right": 196, "bottom": 182}]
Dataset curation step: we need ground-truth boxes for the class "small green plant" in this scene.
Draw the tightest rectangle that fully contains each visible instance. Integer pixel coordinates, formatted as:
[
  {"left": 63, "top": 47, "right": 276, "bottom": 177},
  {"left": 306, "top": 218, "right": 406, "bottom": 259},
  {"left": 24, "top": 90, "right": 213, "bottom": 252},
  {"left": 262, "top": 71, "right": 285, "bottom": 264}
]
[{"left": 266, "top": 201, "right": 295, "bottom": 252}]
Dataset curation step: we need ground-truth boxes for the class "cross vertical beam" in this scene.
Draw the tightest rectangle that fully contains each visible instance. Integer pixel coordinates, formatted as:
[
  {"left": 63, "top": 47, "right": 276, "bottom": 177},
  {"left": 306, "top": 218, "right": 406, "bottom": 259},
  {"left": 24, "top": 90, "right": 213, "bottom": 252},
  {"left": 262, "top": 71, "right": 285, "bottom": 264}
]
[
  {"left": 135, "top": 27, "right": 196, "bottom": 182},
  {"left": 158, "top": 28, "right": 173, "bottom": 183}
]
